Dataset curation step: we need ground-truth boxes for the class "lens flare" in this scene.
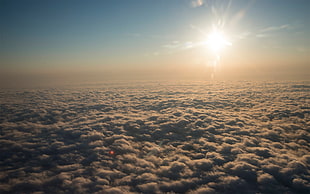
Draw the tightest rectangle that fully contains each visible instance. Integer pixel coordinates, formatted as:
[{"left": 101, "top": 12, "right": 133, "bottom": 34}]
[{"left": 206, "top": 29, "right": 231, "bottom": 53}]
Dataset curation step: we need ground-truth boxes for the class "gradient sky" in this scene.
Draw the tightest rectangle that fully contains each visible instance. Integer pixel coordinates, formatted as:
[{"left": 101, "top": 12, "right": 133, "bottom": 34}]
[{"left": 0, "top": 0, "right": 309, "bottom": 80}]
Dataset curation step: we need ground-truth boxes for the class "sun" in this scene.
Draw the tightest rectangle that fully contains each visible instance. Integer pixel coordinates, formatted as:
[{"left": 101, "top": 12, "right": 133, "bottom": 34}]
[{"left": 205, "top": 29, "right": 231, "bottom": 53}]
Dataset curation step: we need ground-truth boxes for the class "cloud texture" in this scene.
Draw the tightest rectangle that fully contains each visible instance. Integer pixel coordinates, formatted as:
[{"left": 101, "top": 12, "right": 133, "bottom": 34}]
[{"left": 0, "top": 81, "right": 309, "bottom": 193}]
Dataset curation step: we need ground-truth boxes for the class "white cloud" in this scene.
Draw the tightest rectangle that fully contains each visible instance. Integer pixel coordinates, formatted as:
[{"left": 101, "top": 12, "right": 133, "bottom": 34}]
[{"left": 0, "top": 80, "right": 309, "bottom": 193}]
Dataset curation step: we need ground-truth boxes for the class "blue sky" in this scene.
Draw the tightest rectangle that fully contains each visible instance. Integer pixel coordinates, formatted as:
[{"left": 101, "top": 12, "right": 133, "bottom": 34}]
[{"left": 0, "top": 0, "right": 309, "bottom": 79}]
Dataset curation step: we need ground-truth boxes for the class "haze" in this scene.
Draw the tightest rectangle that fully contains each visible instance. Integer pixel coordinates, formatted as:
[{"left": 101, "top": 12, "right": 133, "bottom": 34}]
[
  {"left": 0, "top": 1, "right": 310, "bottom": 193},
  {"left": 1, "top": 0, "right": 309, "bottom": 82}
]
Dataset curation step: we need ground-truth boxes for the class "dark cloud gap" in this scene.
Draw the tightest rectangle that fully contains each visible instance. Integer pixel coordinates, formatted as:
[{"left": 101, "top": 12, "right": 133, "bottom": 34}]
[{"left": 0, "top": 81, "right": 309, "bottom": 193}]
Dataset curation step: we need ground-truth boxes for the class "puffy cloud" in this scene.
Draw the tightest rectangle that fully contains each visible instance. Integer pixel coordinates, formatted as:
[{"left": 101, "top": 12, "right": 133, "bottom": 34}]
[
  {"left": 137, "top": 182, "right": 160, "bottom": 193},
  {"left": 208, "top": 176, "right": 249, "bottom": 193},
  {"left": 0, "top": 80, "right": 309, "bottom": 193},
  {"left": 224, "top": 161, "right": 257, "bottom": 182},
  {"left": 188, "top": 185, "right": 215, "bottom": 194}
]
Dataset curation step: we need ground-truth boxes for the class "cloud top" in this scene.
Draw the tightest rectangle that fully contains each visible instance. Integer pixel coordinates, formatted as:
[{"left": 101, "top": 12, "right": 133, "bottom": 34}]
[{"left": 0, "top": 80, "right": 309, "bottom": 193}]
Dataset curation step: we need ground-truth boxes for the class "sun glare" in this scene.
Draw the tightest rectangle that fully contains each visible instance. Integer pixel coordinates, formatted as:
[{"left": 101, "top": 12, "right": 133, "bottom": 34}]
[{"left": 205, "top": 30, "right": 231, "bottom": 53}]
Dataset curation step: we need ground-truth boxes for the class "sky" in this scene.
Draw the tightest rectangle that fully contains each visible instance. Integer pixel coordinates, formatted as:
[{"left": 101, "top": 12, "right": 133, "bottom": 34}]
[{"left": 0, "top": 0, "right": 309, "bottom": 80}]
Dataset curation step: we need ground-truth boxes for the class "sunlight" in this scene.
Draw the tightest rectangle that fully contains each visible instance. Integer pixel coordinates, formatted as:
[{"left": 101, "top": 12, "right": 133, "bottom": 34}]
[{"left": 205, "top": 29, "right": 231, "bottom": 53}]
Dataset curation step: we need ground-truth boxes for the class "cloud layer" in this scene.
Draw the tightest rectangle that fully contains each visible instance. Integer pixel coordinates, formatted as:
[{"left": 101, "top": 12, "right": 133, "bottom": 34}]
[{"left": 0, "top": 81, "right": 309, "bottom": 193}]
